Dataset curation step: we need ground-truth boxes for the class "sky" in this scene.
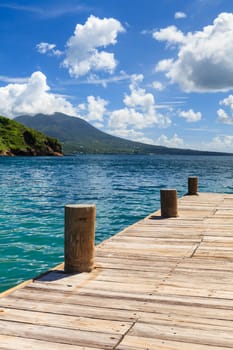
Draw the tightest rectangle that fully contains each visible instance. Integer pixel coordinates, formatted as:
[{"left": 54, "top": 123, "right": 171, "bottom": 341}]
[{"left": 0, "top": 0, "right": 233, "bottom": 152}]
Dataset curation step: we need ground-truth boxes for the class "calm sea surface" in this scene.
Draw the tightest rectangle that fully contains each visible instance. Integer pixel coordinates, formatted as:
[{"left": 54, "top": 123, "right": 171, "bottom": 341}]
[{"left": 0, "top": 154, "right": 233, "bottom": 292}]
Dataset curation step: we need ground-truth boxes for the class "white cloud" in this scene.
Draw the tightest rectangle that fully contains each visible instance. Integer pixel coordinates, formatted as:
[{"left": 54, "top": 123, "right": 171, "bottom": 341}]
[
  {"left": 109, "top": 107, "right": 146, "bottom": 130},
  {"left": 153, "top": 26, "right": 185, "bottom": 45},
  {"left": 0, "top": 71, "right": 171, "bottom": 138},
  {"left": 174, "top": 12, "right": 187, "bottom": 19},
  {"left": 108, "top": 74, "right": 171, "bottom": 130},
  {"left": 0, "top": 3, "right": 90, "bottom": 19},
  {"left": 214, "top": 135, "right": 233, "bottom": 147},
  {"left": 124, "top": 75, "right": 153, "bottom": 109},
  {"left": 156, "top": 133, "right": 184, "bottom": 148},
  {"left": 156, "top": 58, "right": 173, "bottom": 72},
  {"left": 108, "top": 128, "right": 154, "bottom": 145},
  {"left": 63, "top": 15, "right": 125, "bottom": 77},
  {"left": 0, "top": 76, "right": 28, "bottom": 84},
  {"left": 207, "top": 135, "right": 233, "bottom": 152},
  {"left": 217, "top": 108, "right": 232, "bottom": 124},
  {"left": 179, "top": 109, "right": 202, "bottom": 122},
  {"left": 82, "top": 72, "right": 132, "bottom": 87},
  {"left": 93, "top": 122, "right": 104, "bottom": 129},
  {"left": 78, "top": 95, "right": 108, "bottom": 121},
  {"left": 36, "top": 42, "right": 62, "bottom": 56},
  {"left": 0, "top": 71, "right": 109, "bottom": 123},
  {"left": 154, "top": 12, "right": 233, "bottom": 92},
  {"left": 154, "top": 133, "right": 233, "bottom": 153},
  {"left": 217, "top": 95, "right": 233, "bottom": 124},
  {"left": 152, "top": 81, "right": 165, "bottom": 91},
  {"left": 0, "top": 71, "right": 78, "bottom": 117}
]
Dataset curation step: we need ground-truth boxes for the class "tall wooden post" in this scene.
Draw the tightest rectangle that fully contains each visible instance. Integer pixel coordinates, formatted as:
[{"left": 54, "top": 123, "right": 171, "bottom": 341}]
[
  {"left": 188, "top": 176, "right": 198, "bottom": 195},
  {"left": 160, "top": 189, "right": 178, "bottom": 217},
  {"left": 64, "top": 204, "right": 96, "bottom": 273}
]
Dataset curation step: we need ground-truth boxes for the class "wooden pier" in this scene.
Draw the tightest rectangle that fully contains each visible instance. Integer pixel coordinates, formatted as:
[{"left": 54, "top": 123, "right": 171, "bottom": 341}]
[{"left": 1, "top": 191, "right": 233, "bottom": 349}]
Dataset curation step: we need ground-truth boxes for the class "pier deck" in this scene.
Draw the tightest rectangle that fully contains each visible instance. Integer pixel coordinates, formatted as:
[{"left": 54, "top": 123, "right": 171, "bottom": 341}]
[{"left": 1, "top": 193, "right": 233, "bottom": 349}]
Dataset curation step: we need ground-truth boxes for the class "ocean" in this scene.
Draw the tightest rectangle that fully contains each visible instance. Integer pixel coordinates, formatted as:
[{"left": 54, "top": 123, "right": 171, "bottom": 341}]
[{"left": 0, "top": 154, "right": 233, "bottom": 293}]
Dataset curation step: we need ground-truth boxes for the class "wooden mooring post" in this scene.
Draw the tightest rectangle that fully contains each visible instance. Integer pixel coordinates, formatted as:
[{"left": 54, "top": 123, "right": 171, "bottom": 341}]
[
  {"left": 64, "top": 204, "right": 96, "bottom": 273},
  {"left": 188, "top": 176, "right": 198, "bottom": 195},
  {"left": 160, "top": 189, "right": 178, "bottom": 217}
]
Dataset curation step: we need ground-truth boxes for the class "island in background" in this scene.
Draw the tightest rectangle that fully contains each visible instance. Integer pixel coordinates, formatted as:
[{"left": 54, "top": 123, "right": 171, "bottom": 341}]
[{"left": 16, "top": 112, "right": 231, "bottom": 156}]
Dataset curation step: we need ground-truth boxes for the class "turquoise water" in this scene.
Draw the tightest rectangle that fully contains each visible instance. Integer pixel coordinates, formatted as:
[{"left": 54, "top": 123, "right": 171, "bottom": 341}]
[{"left": 0, "top": 154, "right": 233, "bottom": 292}]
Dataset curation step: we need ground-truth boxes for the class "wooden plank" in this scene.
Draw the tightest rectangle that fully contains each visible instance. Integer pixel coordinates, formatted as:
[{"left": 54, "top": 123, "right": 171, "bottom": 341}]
[
  {"left": 0, "top": 296, "right": 140, "bottom": 322},
  {"left": 138, "top": 310, "right": 233, "bottom": 329},
  {"left": 5, "top": 284, "right": 233, "bottom": 312},
  {"left": 95, "top": 250, "right": 181, "bottom": 263},
  {"left": 0, "top": 308, "right": 132, "bottom": 335},
  {"left": 96, "top": 245, "right": 197, "bottom": 258},
  {"left": 0, "top": 320, "right": 121, "bottom": 349},
  {"left": 128, "top": 322, "right": 233, "bottom": 348},
  {"left": 0, "top": 335, "right": 102, "bottom": 350},
  {"left": 116, "top": 335, "right": 233, "bottom": 350}
]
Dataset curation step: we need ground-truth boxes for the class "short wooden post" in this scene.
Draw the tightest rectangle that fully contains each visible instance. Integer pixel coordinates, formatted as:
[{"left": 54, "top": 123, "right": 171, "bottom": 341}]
[
  {"left": 188, "top": 176, "right": 198, "bottom": 195},
  {"left": 64, "top": 204, "right": 96, "bottom": 273},
  {"left": 160, "top": 189, "right": 178, "bottom": 217}
]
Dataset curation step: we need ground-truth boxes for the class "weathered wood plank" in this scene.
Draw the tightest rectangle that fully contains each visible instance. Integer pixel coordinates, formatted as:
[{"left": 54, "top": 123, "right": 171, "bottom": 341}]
[
  {"left": 0, "top": 308, "right": 132, "bottom": 334},
  {"left": 129, "top": 322, "right": 233, "bottom": 347},
  {"left": 0, "top": 335, "right": 102, "bottom": 350},
  {"left": 0, "top": 320, "right": 121, "bottom": 349},
  {"left": 0, "top": 296, "right": 140, "bottom": 322},
  {"left": 116, "top": 335, "right": 233, "bottom": 350},
  {"left": 5, "top": 284, "right": 233, "bottom": 311}
]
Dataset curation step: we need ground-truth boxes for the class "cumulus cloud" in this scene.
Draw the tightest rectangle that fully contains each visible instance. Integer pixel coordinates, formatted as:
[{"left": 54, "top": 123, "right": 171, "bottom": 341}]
[
  {"left": 109, "top": 108, "right": 147, "bottom": 130},
  {"left": 0, "top": 71, "right": 111, "bottom": 124},
  {"left": 152, "top": 81, "right": 165, "bottom": 91},
  {"left": 0, "top": 71, "right": 78, "bottom": 117},
  {"left": 108, "top": 128, "right": 154, "bottom": 145},
  {"left": 154, "top": 12, "right": 233, "bottom": 92},
  {"left": 153, "top": 25, "right": 185, "bottom": 45},
  {"left": 155, "top": 59, "right": 173, "bottom": 73},
  {"left": 78, "top": 95, "right": 108, "bottom": 121},
  {"left": 36, "top": 42, "right": 63, "bottom": 56},
  {"left": 93, "top": 122, "right": 104, "bottom": 129},
  {"left": 124, "top": 75, "right": 153, "bottom": 109},
  {"left": 108, "top": 75, "right": 171, "bottom": 131},
  {"left": 179, "top": 109, "right": 202, "bottom": 122},
  {"left": 63, "top": 15, "right": 125, "bottom": 77},
  {"left": 156, "top": 133, "right": 184, "bottom": 148},
  {"left": 0, "top": 70, "right": 172, "bottom": 143},
  {"left": 208, "top": 135, "right": 233, "bottom": 152},
  {"left": 217, "top": 95, "right": 233, "bottom": 124},
  {"left": 174, "top": 12, "right": 187, "bottom": 19}
]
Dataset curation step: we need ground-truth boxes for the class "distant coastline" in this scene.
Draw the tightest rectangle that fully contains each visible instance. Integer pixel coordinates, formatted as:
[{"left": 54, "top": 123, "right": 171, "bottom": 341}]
[{"left": 15, "top": 113, "right": 233, "bottom": 157}]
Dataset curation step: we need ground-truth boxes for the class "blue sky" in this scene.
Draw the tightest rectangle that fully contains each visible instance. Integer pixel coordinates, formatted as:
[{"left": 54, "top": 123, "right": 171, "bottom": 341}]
[{"left": 0, "top": 0, "right": 233, "bottom": 152}]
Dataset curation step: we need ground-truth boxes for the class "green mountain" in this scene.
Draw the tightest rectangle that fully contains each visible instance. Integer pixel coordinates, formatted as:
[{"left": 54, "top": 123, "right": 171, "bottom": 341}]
[
  {"left": 0, "top": 115, "right": 62, "bottom": 156},
  {"left": 15, "top": 112, "right": 229, "bottom": 156}
]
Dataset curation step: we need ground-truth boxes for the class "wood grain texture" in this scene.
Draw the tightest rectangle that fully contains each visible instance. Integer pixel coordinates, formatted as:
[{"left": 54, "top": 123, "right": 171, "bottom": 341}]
[
  {"left": 188, "top": 176, "right": 198, "bottom": 195},
  {"left": 64, "top": 204, "right": 96, "bottom": 273},
  {"left": 160, "top": 189, "right": 178, "bottom": 217},
  {"left": 1, "top": 193, "right": 233, "bottom": 349}
]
